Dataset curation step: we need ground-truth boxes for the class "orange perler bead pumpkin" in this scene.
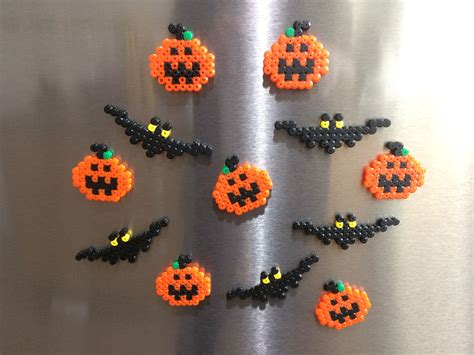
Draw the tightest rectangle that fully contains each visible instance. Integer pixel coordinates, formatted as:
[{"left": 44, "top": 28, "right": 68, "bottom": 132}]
[
  {"left": 315, "top": 280, "right": 371, "bottom": 330},
  {"left": 72, "top": 144, "right": 133, "bottom": 203},
  {"left": 149, "top": 23, "right": 215, "bottom": 92},
  {"left": 155, "top": 255, "right": 211, "bottom": 306},
  {"left": 363, "top": 141, "right": 425, "bottom": 199},
  {"left": 264, "top": 20, "right": 329, "bottom": 90},
  {"left": 212, "top": 155, "right": 273, "bottom": 216}
]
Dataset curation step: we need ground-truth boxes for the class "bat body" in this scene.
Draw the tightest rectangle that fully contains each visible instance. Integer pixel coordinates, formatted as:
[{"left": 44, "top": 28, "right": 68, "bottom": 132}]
[
  {"left": 226, "top": 255, "right": 319, "bottom": 302},
  {"left": 104, "top": 105, "right": 213, "bottom": 159},
  {"left": 75, "top": 217, "right": 169, "bottom": 264},
  {"left": 293, "top": 213, "right": 399, "bottom": 250},
  {"left": 275, "top": 114, "right": 391, "bottom": 153}
]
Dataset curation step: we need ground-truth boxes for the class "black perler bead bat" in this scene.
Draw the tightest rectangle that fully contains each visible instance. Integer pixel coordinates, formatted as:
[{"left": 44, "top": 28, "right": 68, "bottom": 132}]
[
  {"left": 75, "top": 217, "right": 169, "bottom": 264},
  {"left": 274, "top": 113, "right": 391, "bottom": 153},
  {"left": 226, "top": 255, "right": 319, "bottom": 302},
  {"left": 103, "top": 105, "right": 213, "bottom": 159},
  {"left": 293, "top": 213, "right": 399, "bottom": 250}
]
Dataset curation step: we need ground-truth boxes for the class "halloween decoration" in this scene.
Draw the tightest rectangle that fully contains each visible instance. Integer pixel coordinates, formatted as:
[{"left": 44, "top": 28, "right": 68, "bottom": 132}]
[
  {"left": 274, "top": 114, "right": 391, "bottom": 154},
  {"left": 75, "top": 217, "right": 169, "bottom": 264},
  {"left": 293, "top": 213, "right": 399, "bottom": 250},
  {"left": 363, "top": 141, "right": 425, "bottom": 199},
  {"left": 315, "top": 280, "right": 371, "bottom": 330},
  {"left": 155, "top": 255, "right": 211, "bottom": 306},
  {"left": 212, "top": 155, "right": 273, "bottom": 216},
  {"left": 72, "top": 144, "right": 133, "bottom": 202},
  {"left": 226, "top": 255, "right": 319, "bottom": 302},
  {"left": 263, "top": 20, "right": 329, "bottom": 90},
  {"left": 104, "top": 105, "right": 213, "bottom": 159},
  {"left": 149, "top": 23, "right": 215, "bottom": 92}
]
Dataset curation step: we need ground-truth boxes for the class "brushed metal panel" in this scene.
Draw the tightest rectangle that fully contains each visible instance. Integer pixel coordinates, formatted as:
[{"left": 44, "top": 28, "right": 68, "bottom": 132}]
[{"left": 0, "top": 0, "right": 472, "bottom": 354}]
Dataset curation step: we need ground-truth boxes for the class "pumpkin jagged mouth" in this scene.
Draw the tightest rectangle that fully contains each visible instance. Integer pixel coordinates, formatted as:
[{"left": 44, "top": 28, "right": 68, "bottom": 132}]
[
  {"left": 168, "top": 284, "right": 199, "bottom": 300},
  {"left": 227, "top": 182, "right": 260, "bottom": 207},
  {"left": 329, "top": 302, "right": 360, "bottom": 324},
  {"left": 85, "top": 176, "right": 118, "bottom": 195},
  {"left": 278, "top": 58, "right": 315, "bottom": 81},
  {"left": 164, "top": 62, "right": 201, "bottom": 84},
  {"left": 378, "top": 174, "right": 412, "bottom": 193}
]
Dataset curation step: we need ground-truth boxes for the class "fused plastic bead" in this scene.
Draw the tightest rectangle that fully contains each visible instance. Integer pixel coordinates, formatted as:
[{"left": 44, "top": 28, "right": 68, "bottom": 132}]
[
  {"left": 212, "top": 155, "right": 273, "bottom": 216},
  {"left": 275, "top": 114, "right": 391, "bottom": 154},
  {"left": 263, "top": 20, "right": 329, "bottom": 90},
  {"left": 155, "top": 255, "right": 211, "bottom": 306},
  {"left": 149, "top": 23, "right": 215, "bottom": 92},
  {"left": 226, "top": 255, "right": 319, "bottom": 303},
  {"left": 75, "top": 217, "right": 169, "bottom": 264},
  {"left": 104, "top": 105, "right": 213, "bottom": 159},
  {"left": 72, "top": 144, "right": 133, "bottom": 202},
  {"left": 315, "top": 280, "right": 371, "bottom": 330},
  {"left": 363, "top": 141, "right": 426, "bottom": 199},
  {"left": 293, "top": 213, "right": 400, "bottom": 250}
]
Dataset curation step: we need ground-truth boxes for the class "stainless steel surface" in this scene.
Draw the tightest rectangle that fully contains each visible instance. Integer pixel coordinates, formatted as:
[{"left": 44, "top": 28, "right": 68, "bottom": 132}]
[{"left": 1, "top": 0, "right": 472, "bottom": 354}]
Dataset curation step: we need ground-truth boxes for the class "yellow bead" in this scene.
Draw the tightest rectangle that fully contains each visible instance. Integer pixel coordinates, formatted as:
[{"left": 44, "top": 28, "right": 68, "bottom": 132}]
[
  {"left": 147, "top": 123, "right": 157, "bottom": 133},
  {"left": 335, "top": 121, "right": 344, "bottom": 129},
  {"left": 110, "top": 238, "right": 118, "bottom": 246},
  {"left": 320, "top": 121, "right": 330, "bottom": 129},
  {"left": 348, "top": 221, "right": 357, "bottom": 228},
  {"left": 262, "top": 277, "right": 270, "bottom": 284},
  {"left": 121, "top": 232, "right": 131, "bottom": 242},
  {"left": 335, "top": 221, "right": 344, "bottom": 229},
  {"left": 161, "top": 129, "right": 172, "bottom": 138},
  {"left": 274, "top": 269, "right": 282, "bottom": 279}
]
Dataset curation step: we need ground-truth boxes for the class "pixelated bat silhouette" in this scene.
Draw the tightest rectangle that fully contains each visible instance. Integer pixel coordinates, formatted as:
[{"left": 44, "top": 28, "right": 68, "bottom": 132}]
[
  {"left": 293, "top": 213, "right": 399, "bottom": 250},
  {"left": 226, "top": 255, "right": 319, "bottom": 302},
  {"left": 274, "top": 114, "right": 391, "bottom": 153},
  {"left": 75, "top": 217, "right": 169, "bottom": 264},
  {"left": 104, "top": 105, "right": 213, "bottom": 159}
]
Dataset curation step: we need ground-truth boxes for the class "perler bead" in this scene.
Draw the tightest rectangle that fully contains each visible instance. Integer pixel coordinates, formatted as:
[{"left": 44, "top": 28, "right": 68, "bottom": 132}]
[
  {"left": 275, "top": 114, "right": 391, "bottom": 154},
  {"left": 315, "top": 280, "right": 371, "bottom": 330},
  {"left": 212, "top": 155, "right": 273, "bottom": 216},
  {"left": 363, "top": 141, "right": 426, "bottom": 199},
  {"left": 293, "top": 213, "right": 399, "bottom": 250},
  {"left": 263, "top": 20, "right": 329, "bottom": 90},
  {"left": 104, "top": 105, "right": 213, "bottom": 159},
  {"left": 149, "top": 23, "right": 215, "bottom": 92},
  {"left": 155, "top": 255, "right": 211, "bottom": 306},
  {"left": 75, "top": 217, "right": 169, "bottom": 264},
  {"left": 72, "top": 143, "right": 133, "bottom": 202},
  {"left": 227, "top": 255, "right": 319, "bottom": 302}
]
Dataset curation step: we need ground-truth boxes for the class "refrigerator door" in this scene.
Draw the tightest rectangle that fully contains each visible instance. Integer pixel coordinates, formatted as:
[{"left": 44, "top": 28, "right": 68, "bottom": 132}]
[{"left": 0, "top": 0, "right": 472, "bottom": 353}]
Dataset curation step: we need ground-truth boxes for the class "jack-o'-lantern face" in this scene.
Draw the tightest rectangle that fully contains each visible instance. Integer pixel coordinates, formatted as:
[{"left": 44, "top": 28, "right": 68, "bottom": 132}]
[
  {"left": 72, "top": 144, "right": 133, "bottom": 202},
  {"left": 149, "top": 23, "right": 215, "bottom": 92},
  {"left": 212, "top": 155, "right": 273, "bottom": 216},
  {"left": 315, "top": 280, "right": 371, "bottom": 330},
  {"left": 155, "top": 255, "right": 211, "bottom": 306},
  {"left": 264, "top": 20, "right": 329, "bottom": 90},
  {"left": 363, "top": 141, "right": 425, "bottom": 199}
]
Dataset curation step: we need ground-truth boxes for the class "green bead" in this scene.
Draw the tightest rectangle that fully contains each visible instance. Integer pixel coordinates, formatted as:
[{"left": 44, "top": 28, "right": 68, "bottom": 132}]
[
  {"left": 172, "top": 261, "right": 179, "bottom": 270},
  {"left": 336, "top": 280, "right": 345, "bottom": 292},
  {"left": 222, "top": 166, "right": 230, "bottom": 175},
  {"left": 401, "top": 147, "right": 409, "bottom": 156},
  {"left": 285, "top": 27, "right": 295, "bottom": 37},
  {"left": 103, "top": 150, "right": 113, "bottom": 159},
  {"left": 183, "top": 31, "right": 193, "bottom": 40}
]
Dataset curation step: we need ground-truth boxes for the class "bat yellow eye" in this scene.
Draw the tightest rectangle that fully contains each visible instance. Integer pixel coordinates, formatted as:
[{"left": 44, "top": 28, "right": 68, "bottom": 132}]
[
  {"left": 161, "top": 129, "right": 172, "bottom": 138},
  {"left": 121, "top": 231, "right": 132, "bottom": 242},
  {"left": 274, "top": 269, "right": 282, "bottom": 280},
  {"left": 110, "top": 238, "right": 118, "bottom": 246},
  {"left": 147, "top": 123, "right": 157, "bottom": 133},
  {"left": 335, "top": 121, "right": 344, "bottom": 128},
  {"left": 262, "top": 276, "right": 270, "bottom": 284},
  {"left": 348, "top": 221, "right": 357, "bottom": 228},
  {"left": 335, "top": 221, "right": 344, "bottom": 229},
  {"left": 320, "top": 121, "right": 329, "bottom": 129}
]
